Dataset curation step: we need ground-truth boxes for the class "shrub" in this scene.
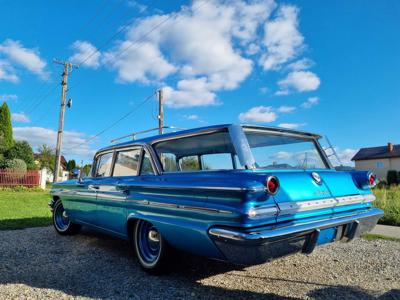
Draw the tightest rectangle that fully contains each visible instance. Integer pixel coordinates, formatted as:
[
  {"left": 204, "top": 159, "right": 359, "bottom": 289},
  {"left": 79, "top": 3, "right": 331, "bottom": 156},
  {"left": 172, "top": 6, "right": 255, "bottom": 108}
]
[
  {"left": 5, "top": 140, "right": 36, "bottom": 170},
  {"left": 373, "top": 186, "right": 400, "bottom": 226},
  {"left": 387, "top": 170, "right": 398, "bottom": 185},
  {"left": 5, "top": 158, "right": 27, "bottom": 173}
]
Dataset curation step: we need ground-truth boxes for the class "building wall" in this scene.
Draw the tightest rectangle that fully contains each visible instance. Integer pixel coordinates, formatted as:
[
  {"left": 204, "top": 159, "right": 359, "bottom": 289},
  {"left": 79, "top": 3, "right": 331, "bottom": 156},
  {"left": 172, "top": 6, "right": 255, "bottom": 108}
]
[{"left": 355, "top": 157, "right": 400, "bottom": 180}]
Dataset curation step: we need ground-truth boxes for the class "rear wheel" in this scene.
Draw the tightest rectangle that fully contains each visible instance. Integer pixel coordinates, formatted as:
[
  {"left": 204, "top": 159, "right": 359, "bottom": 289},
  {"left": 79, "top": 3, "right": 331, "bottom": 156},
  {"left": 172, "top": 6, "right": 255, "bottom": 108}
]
[
  {"left": 52, "top": 199, "right": 81, "bottom": 235},
  {"left": 133, "top": 220, "right": 172, "bottom": 274}
]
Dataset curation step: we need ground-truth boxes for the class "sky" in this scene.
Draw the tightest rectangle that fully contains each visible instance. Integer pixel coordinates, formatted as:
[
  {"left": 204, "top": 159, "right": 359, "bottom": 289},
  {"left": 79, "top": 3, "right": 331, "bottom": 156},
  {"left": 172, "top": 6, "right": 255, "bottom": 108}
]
[{"left": 0, "top": 0, "right": 399, "bottom": 166}]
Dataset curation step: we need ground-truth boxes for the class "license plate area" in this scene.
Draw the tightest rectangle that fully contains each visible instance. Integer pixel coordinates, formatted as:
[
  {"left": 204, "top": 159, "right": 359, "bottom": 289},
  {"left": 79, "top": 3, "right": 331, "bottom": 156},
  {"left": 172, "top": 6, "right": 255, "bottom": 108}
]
[{"left": 317, "top": 227, "right": 338, "bottom": 245}]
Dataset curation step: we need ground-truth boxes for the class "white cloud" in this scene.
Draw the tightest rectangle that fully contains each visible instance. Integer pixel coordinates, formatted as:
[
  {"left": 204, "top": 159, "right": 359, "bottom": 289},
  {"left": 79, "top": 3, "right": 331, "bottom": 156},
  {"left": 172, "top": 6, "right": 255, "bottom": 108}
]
[
  {"left": 163, "top": 78, "right": 218, "bottom": 108},
  {"left": 0, "top": 94, "right": 18, "bottom": 101},
  {"left": 260, "top": 5, "right": 304, "bottom": 70},
  {"left": 69, "top": 41, "right": 101, "bottom": 69},
  {"left": 277, "top": 105, "right": 295, "bottom": 113},
  {"left": 301, "top": 96, "right": 319, "bottom": 108},
  {"left": 11, "top": 113, "right": 30, "bottom": 123},
  {"left": 239, "top": 106, "right": 277, "bottom": 123},
  {"left": 277, "top": 71, "right": 320, "bottom": 94},
  {"left": 329, "top": 148, "right": 357, "bottom": 166},
  {"left": 286, "top": 58, "right": 313, "bottom": 71},
  {"left": 0, "top": 39, "right": 48, "bottom": 79},
  {"left": 278, "top": 122, "right": 304, "bottom": 129},
  {"left": 13, "top": 127, "right": 94, "bottom": 157},
  {"left": 103, "top": 0, "right": 278, "bottom": 107},
  {"left": 183, "top": 114, "right": 199, "bottom": 120},
  {"left": 0, "top": 60, "right": 19, "bottom": 83},
  {"left": 103, "top": 41, "right": 176, "bottom": 83}
]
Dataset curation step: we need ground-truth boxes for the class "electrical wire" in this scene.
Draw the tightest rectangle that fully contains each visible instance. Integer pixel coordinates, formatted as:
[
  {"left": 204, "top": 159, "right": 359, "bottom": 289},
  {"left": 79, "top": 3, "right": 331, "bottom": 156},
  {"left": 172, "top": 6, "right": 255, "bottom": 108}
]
[{"left": 62, "top": 91, "right": 157, "bottom": 151}]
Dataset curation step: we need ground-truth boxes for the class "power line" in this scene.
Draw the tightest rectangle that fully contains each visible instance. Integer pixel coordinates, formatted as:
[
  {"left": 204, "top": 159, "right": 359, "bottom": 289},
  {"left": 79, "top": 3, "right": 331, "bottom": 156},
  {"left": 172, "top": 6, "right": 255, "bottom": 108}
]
[
  {"left": 63, "top": 91, "right": 157, "bottom": 151},
  {"left": 109, "top": 0, "right": 209, "bottom": 63},
  {"left": 76, "top": 0, "right": 159, "bottom": 68}
]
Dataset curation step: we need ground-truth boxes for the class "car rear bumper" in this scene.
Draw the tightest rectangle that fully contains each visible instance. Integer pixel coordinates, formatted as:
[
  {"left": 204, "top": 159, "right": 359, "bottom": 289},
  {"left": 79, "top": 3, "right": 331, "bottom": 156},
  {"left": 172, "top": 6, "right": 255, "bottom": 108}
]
[{"left": 208, "top": 208, "right": 384, "bottom": 265}]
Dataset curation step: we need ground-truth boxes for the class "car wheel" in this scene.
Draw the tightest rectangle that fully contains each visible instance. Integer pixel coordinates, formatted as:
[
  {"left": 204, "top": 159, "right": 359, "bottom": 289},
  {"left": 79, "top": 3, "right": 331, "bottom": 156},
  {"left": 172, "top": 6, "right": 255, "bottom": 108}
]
[
  {"left": 52, "top": 199, "right": 81, "bottom": 235},
  {"left": 133, "top": 219, "right": 171, "bottom": 274}
]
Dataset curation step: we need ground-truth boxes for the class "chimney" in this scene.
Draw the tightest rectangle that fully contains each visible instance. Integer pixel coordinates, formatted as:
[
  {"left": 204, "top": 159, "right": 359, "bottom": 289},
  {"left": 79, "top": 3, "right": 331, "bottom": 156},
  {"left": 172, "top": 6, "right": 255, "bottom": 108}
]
[{"left": 388, "top": 143, "right": 394, "bottom": 152}]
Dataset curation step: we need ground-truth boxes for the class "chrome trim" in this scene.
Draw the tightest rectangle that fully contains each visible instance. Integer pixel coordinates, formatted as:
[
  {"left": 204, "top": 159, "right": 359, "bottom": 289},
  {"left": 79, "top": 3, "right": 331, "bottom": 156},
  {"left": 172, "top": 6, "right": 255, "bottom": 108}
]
[
  {"left": 277, "top": 194, "right": 376, "bottom": 215},
  {"left": 247, "top": 205, "right": 278, "bottom": 218},
  {"left": 120, "top": 183, "right": 264, "bottom": 193},
  {"left": 208, "top": 208, "right": 384, "bottom": 242},
  {"left": 134, "top": 200, "right": 233, "bottom": 214}
]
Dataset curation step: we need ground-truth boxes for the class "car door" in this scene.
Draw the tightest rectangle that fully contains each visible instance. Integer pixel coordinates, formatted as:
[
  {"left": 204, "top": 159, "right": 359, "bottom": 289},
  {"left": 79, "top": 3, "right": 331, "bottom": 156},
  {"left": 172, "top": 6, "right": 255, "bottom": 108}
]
[
  {"left": 62, "top": 152, "right": 113, "bottom": 225},
  {"left": 94, "top": 147, "right": 142, "bottom": 236}
]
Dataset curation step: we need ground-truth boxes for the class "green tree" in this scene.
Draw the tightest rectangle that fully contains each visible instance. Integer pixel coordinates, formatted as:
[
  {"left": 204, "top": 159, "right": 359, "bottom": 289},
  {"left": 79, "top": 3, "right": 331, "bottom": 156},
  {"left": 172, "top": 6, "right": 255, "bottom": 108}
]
[
  {"left": 36, "top": 144, "right": 55, "bottom": 172},
  {"left": 0, "top": 102, "right": 14, "bottom": 152},
  {"left": 5, "top": 140, "right": 36, "bottom": 170},
  {"left": 66, "top": 159, "right": 76, "bottom": 172},
  {"left": 81, "top": 164, "right": 92, "bottom": 177}
]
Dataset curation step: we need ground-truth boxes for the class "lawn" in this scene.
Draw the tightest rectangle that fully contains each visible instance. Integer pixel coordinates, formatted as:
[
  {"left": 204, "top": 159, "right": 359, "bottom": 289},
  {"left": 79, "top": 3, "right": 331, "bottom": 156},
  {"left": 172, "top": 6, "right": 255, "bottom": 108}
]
[
  {"left": 0, "top": 185, "right": 398, "bottom": 231},
  {"left": 0, "top": 189, "right": 52, "bottom": 230},
  {"left": 373, "top": 186, "right": 400, "bottom": 226}
]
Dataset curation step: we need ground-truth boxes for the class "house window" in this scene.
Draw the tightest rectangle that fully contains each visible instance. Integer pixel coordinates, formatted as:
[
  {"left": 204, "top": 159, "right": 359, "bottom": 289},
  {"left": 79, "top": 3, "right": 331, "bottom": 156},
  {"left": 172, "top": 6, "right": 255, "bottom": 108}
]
[{"left": 376, "top": 161, "right": 384, "bottom": 168}]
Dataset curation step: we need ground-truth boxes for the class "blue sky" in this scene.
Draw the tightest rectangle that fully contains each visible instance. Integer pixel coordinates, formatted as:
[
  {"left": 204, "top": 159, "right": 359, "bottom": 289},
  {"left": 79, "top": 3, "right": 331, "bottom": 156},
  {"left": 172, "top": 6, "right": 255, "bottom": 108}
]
[{"left": 0, "top": 0, "right": 399, "bottom": 165}]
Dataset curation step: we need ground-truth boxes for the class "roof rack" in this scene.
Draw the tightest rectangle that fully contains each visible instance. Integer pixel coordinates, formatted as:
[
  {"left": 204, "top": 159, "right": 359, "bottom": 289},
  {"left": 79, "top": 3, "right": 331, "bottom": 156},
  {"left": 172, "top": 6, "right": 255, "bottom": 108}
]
[{"left": 110, "top": 126, "right": 185, "bottom": 144}]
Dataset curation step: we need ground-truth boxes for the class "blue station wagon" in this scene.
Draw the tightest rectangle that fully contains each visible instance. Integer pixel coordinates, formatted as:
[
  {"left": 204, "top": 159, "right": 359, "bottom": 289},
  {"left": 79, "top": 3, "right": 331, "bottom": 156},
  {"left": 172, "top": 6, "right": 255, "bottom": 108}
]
[{"left": 50, "top": 124, "right": 383, "bottom": 273}]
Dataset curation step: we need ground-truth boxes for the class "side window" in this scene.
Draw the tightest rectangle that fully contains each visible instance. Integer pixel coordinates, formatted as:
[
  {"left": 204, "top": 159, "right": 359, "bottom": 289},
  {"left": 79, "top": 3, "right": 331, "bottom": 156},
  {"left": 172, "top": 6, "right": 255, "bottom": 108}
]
[
  {"left": 160, "top": 153, "right": 178, "bottom": 172},
  {"left": 95, "top": 152, "right": 114, "bottom": 177},
  {"left": 179, "top": 156, "right": 200, "bottom": 171},
  {"left": 113, "top": 149, "right": 141, "bottom": 177},
  {"left": 140, "top": 151, "right": 155, "bottom": 175},
  {"left": 202, "top": 153, "right": 234, "bottom": 170}
]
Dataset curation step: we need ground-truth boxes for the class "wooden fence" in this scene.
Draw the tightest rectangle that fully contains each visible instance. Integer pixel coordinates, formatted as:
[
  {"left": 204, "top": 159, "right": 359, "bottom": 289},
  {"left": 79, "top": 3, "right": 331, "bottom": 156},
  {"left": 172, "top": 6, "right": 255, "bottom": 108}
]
[{"left": 0, "top": 170, "right": 40, "bottom": 187}]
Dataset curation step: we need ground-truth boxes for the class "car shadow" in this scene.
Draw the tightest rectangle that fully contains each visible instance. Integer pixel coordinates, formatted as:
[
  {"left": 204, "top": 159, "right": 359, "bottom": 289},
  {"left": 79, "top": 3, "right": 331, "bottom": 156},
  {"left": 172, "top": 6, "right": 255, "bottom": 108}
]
[
  {"left": 0, "top": 216, "right": 52, "bottom": 230},
  {"left": 0, "top": 227, "right": 398, "bottom": 299}
]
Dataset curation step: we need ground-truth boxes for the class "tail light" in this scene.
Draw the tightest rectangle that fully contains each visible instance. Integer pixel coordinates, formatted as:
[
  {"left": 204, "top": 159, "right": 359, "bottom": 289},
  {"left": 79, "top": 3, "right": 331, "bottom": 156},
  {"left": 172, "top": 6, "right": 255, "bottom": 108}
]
[
  {"left": 266, "top": 176, "right": 279, "bottom": 195},
  {"left": 369, "top": 173, "right": 377, "bottom": 188}
]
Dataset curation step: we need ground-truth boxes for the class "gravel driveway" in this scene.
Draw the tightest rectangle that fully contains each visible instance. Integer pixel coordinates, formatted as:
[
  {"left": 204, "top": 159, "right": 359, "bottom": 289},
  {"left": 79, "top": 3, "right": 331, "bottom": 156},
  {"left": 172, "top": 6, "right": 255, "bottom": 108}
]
[{"left": 0, "top": 226, "right": 399, "bottom": 300}]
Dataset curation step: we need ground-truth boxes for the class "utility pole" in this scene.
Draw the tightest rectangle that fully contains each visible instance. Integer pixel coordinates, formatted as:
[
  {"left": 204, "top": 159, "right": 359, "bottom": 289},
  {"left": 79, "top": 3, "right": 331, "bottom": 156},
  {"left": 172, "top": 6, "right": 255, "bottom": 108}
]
[
  {"left": 158, "top": 88, "right": 164, "bottom": 134},
  {"left": 53, "top": 60, "right": 78, "bottom": 182}
]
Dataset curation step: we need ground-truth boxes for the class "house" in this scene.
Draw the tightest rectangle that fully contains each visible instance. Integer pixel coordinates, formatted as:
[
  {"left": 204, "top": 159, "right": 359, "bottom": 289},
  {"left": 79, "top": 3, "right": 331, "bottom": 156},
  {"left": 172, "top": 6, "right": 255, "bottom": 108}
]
[
  {"left": 33, "top": 154, "right": 69, "bottom": 182},
  {"left": 351, "top": 143, "right": 400, "bottom": 180}
]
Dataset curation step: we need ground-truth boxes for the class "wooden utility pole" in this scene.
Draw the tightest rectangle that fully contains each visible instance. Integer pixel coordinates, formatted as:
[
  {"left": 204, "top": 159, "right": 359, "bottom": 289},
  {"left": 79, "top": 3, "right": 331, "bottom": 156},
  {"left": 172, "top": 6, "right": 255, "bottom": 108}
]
[
  {"left": 158, "top": 88, "right": 164, "bottom": 134},
  {"left": 53, "top": 60, "right": 77, "bottom": 182}
]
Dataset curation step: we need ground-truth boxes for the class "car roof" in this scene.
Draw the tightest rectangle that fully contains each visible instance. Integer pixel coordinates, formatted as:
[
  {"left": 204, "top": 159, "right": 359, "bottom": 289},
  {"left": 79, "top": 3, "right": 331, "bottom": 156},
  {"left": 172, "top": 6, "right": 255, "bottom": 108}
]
[{"left": 97, "top": 123, "right": 321, "bottom": 153}]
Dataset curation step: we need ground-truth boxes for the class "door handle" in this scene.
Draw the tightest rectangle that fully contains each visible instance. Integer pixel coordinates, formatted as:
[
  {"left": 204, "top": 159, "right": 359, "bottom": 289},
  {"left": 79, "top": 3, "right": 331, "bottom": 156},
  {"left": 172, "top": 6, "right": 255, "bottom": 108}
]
[{"left": 88, "top": 185, "right": 100, "bottom": 190}]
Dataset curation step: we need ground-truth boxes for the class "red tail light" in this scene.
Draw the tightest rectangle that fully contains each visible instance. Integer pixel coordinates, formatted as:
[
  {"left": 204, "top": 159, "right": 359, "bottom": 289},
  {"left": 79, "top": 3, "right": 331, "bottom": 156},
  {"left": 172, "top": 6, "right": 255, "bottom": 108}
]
[
  {"left": 369, "top": 173, "right": 377, "bottom": 188},
  {"left": 266, "top": 176, "right": 279, "bottom": 195}
]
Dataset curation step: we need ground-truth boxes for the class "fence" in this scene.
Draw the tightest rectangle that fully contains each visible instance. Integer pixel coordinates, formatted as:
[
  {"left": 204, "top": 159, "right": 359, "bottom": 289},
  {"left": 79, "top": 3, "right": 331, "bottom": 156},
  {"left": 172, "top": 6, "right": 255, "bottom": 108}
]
[{"left": 0, "top": 170, "right": 41, "bottom": 187}]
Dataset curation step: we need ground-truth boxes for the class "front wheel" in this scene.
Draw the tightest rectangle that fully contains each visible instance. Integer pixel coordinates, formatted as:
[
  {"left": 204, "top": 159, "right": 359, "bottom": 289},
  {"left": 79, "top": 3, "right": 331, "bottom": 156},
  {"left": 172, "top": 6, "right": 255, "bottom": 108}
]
[
  {"left": 133, "top": 220, "right": 172, "bottom": 274},
  {"left": 52, "top": 199, "right": 81, "bottom": 235}
]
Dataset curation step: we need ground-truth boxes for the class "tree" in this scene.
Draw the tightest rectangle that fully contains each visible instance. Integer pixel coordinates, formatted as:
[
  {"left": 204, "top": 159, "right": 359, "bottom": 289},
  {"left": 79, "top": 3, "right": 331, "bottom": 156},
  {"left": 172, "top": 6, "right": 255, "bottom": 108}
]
[
  {"left": 5, "top": 140, "right": 36, "bottom": 170},
  {"left": 81, "top": 164, "right": 92, "bottom": 177},
  {"left": 36, "top": 144, "right": 55, "bottom": 172},
  {"left": 66, "top": 159, "right": 76, "bottom": 172},
  {"left": 0, "top": 102, "right": 14, "bottom": 152}
]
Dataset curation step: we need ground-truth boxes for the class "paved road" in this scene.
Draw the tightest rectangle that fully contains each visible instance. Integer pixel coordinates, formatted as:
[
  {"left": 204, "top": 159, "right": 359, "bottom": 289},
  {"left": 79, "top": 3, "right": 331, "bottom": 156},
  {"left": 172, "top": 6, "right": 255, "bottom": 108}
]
[
  {"left": 0, "top": 226, "right": 399, "bottom": 299},
  {"left": 371, "top": 224, "right": 400, "bottom": 239}
]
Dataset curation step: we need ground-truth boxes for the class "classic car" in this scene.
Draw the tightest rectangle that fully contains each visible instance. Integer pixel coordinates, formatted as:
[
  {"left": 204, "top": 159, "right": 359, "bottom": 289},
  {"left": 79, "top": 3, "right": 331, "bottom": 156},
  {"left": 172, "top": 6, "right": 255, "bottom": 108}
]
[{"left": 50, "top": 124, "right": 383, "bottom": 273}]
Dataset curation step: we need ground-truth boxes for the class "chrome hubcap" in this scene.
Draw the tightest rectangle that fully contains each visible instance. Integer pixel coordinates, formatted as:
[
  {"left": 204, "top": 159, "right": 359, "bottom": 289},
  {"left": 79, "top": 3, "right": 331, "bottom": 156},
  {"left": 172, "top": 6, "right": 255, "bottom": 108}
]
[{"left": 148, "top": 230, "right": 159, "bottom": 242}]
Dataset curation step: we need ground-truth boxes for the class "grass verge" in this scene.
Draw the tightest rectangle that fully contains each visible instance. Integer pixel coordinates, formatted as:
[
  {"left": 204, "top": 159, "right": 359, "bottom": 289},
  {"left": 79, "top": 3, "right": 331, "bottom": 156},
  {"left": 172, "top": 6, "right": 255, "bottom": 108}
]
[
  {"left": 373, "top": 186, "right": 400, "bottom": 226},
  {"left": 361, "top": 233, "right": 400, "bottom": 242},
  {"left": 0, "top": 188, "right": 51, "bottom": 230}
]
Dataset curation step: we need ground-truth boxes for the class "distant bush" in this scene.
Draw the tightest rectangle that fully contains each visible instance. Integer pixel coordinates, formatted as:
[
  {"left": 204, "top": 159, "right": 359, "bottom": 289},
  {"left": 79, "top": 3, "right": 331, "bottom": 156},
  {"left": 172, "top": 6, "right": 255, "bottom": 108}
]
[
  {"left": 373, "top": 186, "right": 400, "bottom": 226},
  {"left": 387, "top": 170, "right": 398, "bottom": 185},
  {"left": 5, "top": 141, "right": 36, "bottom": 170},
  {"left": 4, "top": 158, "right": 27, "bottom": 173}
]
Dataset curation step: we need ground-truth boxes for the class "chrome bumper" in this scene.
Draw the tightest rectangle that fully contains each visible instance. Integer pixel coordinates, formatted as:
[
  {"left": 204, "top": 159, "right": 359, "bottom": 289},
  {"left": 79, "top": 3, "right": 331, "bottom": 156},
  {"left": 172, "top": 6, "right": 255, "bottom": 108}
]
[{"left": 209, "top": 208, "right": 383, "bottom": 265}]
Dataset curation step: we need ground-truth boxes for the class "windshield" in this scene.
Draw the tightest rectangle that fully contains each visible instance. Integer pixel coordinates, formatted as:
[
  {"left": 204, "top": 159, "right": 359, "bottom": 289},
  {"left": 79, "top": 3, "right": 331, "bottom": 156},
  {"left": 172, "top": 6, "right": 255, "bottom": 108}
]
[{"left": 245, "top": 130, "right": 328, "bottom": 170}]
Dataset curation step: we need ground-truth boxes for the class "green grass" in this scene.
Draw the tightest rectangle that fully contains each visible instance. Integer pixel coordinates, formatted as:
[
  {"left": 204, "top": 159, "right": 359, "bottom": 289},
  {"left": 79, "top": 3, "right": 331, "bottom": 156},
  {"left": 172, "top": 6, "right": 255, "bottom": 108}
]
[
  {"left": 0, "top": 188, "right": 52, "bottom": 230},
  {"left": 362, "top": 233, "right": 400, "bottom": 242},
  {"left": 373, "top": 186, "right": 400, "bottom": 226}
]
